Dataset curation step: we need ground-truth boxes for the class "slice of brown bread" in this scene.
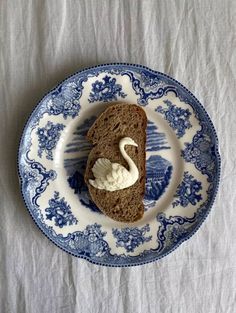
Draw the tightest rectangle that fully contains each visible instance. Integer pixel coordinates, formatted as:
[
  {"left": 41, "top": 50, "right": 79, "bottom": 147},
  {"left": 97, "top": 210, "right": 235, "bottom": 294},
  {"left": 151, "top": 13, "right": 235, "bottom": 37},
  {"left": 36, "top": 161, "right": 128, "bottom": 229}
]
[{"left": 84, "top": 103, "right": 147, "bottom": 223}]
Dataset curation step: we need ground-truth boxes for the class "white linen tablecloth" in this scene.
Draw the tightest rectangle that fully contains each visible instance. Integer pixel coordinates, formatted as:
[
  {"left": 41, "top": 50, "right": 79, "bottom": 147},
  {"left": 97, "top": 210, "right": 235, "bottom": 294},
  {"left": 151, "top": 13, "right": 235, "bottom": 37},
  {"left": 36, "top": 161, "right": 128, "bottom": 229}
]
[{"left": 1, "top": 1, "right": 236, "bottom": 312}]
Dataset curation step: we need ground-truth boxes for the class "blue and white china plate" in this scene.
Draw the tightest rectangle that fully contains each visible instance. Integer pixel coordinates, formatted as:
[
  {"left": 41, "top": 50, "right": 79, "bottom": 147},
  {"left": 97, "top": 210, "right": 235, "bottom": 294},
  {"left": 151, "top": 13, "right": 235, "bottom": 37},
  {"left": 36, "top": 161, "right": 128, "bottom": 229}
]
[{"left": 18, "top": 63, "right": 220, "bottom": 266}]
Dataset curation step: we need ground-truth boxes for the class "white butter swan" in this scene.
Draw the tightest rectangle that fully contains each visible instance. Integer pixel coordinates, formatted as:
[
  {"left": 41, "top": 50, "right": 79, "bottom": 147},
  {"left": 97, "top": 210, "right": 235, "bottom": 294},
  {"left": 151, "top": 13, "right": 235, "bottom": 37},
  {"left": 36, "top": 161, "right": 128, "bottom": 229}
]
[{"left": 89, "top": 137, "right": 139, "bottom": 191}]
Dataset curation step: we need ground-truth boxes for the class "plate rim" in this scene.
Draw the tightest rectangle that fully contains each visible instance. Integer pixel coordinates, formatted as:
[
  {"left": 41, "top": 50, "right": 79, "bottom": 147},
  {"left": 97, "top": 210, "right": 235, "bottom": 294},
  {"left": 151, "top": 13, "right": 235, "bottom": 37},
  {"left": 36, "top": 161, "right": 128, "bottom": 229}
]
[{"left": 17, "top": 62, "right": 221, "bottom": 267}]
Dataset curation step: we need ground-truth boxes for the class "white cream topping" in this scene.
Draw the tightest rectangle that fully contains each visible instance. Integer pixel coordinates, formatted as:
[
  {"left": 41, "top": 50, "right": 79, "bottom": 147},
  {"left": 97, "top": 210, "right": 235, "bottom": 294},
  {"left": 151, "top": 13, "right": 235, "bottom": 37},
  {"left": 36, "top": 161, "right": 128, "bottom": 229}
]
[{"left": 89, "top": 137, "right": 139, "bottom": 191}]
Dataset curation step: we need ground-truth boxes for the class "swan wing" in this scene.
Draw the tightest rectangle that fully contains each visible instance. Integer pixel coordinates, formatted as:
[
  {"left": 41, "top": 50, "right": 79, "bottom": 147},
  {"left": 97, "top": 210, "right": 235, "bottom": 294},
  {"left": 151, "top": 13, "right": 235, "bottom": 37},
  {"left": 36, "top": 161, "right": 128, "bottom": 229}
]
[
  {"left": 105, "top": 164, "right": 130, "bottom": 186},
  {"left": 92, "top": 158, "right": 112, "bottom": 179},
  {"left": 90, "top": 160, "right": 131, "bottom": 191}
]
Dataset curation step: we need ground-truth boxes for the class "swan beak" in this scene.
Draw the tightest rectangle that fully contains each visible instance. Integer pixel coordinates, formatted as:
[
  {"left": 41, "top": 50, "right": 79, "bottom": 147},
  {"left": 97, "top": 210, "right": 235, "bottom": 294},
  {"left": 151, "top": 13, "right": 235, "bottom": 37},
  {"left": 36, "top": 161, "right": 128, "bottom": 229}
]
[{"left": 133, "top": 142, "right": 138, "bottom": 147}]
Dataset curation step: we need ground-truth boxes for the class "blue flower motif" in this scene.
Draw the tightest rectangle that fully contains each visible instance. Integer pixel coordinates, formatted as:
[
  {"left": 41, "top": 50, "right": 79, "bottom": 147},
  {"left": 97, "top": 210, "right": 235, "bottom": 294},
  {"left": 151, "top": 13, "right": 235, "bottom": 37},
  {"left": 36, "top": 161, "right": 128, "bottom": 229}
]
[
  {"left": 88, "top": 75, "right": 127, "bottom": 102},
  {"left": 156, "top": 100, "right": 192, "bottom": 138},
  {"left": 45, "top": 192, "right": 78, "bottom": 228},
  {"left": 172, "top": 172, "right": 202, "bottom": 207},
  {"left": 112, "top": 225, "right": 152, "bottom": 252},
  {"left": 36, "top": 121, "right": 65, "bottom": 160}
]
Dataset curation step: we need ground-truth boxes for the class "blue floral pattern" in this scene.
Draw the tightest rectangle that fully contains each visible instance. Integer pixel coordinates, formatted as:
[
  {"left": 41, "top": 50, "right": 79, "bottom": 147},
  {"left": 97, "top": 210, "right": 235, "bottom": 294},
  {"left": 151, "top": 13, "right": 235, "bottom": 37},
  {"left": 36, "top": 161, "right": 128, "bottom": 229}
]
[
  {"left": 45, "top": 192, "right": 78, "bottom": 228},
  {"left": 62, "top": 224, "right": 109, "bottom": 257},
  {"left": 37, "top": 121, "right": 65, "bottom": 160},
  {"left": 172, "top": 172, "right": 202, "bottom": 207},
  {"left": 156, "top": 100, "right": 192, "bottom": 138},
  {"left": 182, "top": 124, "right": 217, "bottom": 182},
  {"left": 112, "top": 225, "right": 152, "bottom": 252},
  {"left": 88, "top": 75, "right": 127, "bottom": 102},
  {"left": 47, "top": 81, "right": 82, "bottom": 119}
]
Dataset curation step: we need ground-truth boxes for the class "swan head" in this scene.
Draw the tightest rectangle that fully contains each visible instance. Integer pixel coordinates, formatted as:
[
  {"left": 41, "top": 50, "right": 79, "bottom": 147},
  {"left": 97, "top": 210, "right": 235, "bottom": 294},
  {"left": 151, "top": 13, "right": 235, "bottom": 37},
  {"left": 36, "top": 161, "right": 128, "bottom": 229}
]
[{"left": 119, "top": 137, "right": 138, "bottom": 147}]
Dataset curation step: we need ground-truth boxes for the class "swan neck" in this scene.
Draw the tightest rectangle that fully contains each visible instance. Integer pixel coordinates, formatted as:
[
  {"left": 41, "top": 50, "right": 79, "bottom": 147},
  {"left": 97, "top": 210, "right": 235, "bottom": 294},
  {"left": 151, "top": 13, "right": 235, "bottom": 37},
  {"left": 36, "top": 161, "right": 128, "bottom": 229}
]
[{"left": 119, "top": 142, "right": 139, "bottom": 176}]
